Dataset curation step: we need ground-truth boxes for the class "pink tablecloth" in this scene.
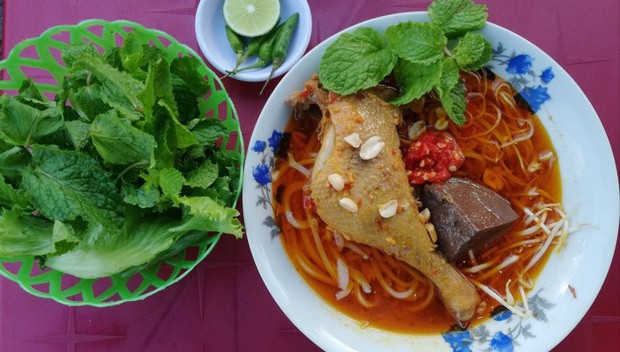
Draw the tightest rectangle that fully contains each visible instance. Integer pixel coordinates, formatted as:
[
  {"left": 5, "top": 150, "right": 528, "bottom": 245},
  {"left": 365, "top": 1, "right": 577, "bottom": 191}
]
[{"left": 1, "top": 0, "right": 618, "bottom": 351}]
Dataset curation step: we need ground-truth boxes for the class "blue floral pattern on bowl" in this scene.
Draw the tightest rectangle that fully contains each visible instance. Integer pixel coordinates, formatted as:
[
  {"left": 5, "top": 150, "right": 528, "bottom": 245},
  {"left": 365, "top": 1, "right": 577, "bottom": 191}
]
[
  {"left": 249, "top": 42, "right": 558, "bottom": 351},
  {"left": 487, "top": 42, "right": 555, "bottom": 112},
  {"left": 252, "top": 130, "right": 283, "bottom": 238},
  {"left": 442, "top": 289, "right": 555, "bottom": 352}
]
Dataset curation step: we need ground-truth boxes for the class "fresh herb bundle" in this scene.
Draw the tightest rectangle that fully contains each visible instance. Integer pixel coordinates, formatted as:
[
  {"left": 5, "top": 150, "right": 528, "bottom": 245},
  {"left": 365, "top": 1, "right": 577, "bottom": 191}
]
[
  {"left": 319, "top": 0, "right": 492, "bottom": 125},
  {"left": 0, "top": 32, "right": 242, "bottom": 279}
]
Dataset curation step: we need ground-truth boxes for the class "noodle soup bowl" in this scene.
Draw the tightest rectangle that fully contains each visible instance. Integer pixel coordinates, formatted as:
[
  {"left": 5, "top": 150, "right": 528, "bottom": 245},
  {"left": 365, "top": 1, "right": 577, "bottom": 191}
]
[{"left": 243, "top": 12, "right": 619, "bottom": 352}]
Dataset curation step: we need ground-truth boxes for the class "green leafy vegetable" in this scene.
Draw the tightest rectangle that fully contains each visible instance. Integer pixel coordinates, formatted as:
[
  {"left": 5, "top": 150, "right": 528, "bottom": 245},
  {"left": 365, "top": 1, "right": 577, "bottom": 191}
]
[
  {"left": 0, "top": 174, "right": 28, "bottom": 208},
  {"left": 186, "top": 160, "right": 219, "bottom": 189},
  {"left": 159, "top": 168, "right": 185, "bottom": 199},
  {"left": 44, "top": 211, "right": 185, "bottom": 278},
  {"left": 69, "top": 84, "right": 109, "bottom": 121},
  {"left": 174, "top": 196, "right": 243, "bottom": 239},
  {"left": 0, "top": 95, "right": 64, "bottom": 146},
  {"left": 0, "top": 31, "right": 242, "bottom": 279},
  {"left": 428, "top": 0, "right": 488, "bottom": 38},
  {"left": 319, "top": 27, "right": 397, "bottom": 95},
  {"left": 0, "top": 206, "right": 56, "bottom": 257},
  {"left": 65, "top": 120, "right": 91, "bottom": 149},
  {"left": 21, "top": 145, "right": 124, "bottom": 229},
  {"left": 89, "top": 110, "right": 156, "bottom": 166},
  {"left": 191, "top": 118, "right": 229, "bottom": 145},
  {"left": 61, "top": 43, "right": 98, "bottom": 68},
  {"left": 452, "top": 32, "right": 493, "bottom": 71},
  {"left": 436, "top": 58, "right": 461, "bottom": 96},
  {"left": 391, "top": 59, "right": 442, "bottom": 106},
  {"left": 438, "top": 80, "right": 467, "bottom": 126},
  {"left": 0, "top": 146, "right": 30, "bottom": 179},
  {"left": 72, "top": 53, "right": 145, "bottom": 111},
  {"left": 385, "top": 22, "right": 446, "bottom": 64},
  {"left": 170, "top": 57, "right": 210, "bottom": 97},
  {"left": 319, "top": 0, "right": 492, "bottom": 126},
  {"left": 122, "top": 183, "right": 161, "bottom": 209},
  {"left": 159, "top": 100, "right": 199, "bottom": 148}
]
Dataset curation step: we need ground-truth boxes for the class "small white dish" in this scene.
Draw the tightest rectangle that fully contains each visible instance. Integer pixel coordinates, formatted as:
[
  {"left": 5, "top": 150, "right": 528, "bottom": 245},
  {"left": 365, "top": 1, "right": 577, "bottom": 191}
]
[
  {"left": 195, "top": 0, "right": 312, "bottom": 82},
  {"left": 243, "top": 12, "right": 619, "bottom": 352}
]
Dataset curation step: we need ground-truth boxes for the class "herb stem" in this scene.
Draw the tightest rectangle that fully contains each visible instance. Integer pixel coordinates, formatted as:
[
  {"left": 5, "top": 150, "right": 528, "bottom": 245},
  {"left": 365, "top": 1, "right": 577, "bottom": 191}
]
[
  {"left": 444, "top": 46, "right": 454, "bottom": 58},
  {"left": 116, "top": 160, "right": 149, "bottom": 182}
]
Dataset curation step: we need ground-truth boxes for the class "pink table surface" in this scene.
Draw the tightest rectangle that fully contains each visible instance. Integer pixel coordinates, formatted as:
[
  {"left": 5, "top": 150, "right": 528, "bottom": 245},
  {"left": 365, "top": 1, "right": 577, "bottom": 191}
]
[{"left": 1, "top": 0, "right": 618, "bottom": 351}]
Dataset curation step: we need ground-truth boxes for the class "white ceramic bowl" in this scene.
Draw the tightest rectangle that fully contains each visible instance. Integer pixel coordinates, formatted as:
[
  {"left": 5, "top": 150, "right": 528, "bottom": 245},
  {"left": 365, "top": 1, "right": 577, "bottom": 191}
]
[
  {"left": 243, "top": 12, "right": 619, "bottom": 352},
  {"left": 195, "top": 0, "right": 312, "bottom": 82}
]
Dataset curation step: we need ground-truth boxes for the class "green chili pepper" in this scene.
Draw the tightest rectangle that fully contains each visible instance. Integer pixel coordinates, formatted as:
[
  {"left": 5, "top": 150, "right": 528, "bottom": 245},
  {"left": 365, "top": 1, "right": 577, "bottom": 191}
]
[
  {"left": 233, "top": 23, "right": 283, "bottom": 74},
  {"left": 224, "top": 18, "right": 281, "bottom": 77},
  {"left": 260, "top": 12, "right": 299, "bottom": 95},
  {"left": 225, "top": 25, "right": 245, "bottom": 69}
]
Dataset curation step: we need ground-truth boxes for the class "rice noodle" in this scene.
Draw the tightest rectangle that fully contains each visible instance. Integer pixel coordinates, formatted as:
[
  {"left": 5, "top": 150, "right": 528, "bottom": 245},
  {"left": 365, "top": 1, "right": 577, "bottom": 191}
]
[
  {"left": 273, "top": 69, "right": 569, "bottom": 330},
  {"left": 353, "top": 285, "right": 375, "bottom": 308},
  {"left": 376, "top": 274, "right": 414, "bottom": 300},
  {"left": 286, "top": 210, "right": 308, "bottom": 229}
]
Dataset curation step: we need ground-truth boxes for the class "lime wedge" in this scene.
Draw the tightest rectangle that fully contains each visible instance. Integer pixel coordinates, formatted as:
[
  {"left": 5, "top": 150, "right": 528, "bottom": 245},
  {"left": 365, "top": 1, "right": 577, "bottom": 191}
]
[{"left": 223, "top": 0, "right": 281, "bottom": 37}]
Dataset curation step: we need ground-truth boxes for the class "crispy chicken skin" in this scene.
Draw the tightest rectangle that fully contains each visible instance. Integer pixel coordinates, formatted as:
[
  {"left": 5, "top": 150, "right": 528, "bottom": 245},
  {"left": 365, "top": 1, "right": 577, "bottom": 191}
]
[{"left": 297, "top": 78, "right": 479, "bottom": 321}]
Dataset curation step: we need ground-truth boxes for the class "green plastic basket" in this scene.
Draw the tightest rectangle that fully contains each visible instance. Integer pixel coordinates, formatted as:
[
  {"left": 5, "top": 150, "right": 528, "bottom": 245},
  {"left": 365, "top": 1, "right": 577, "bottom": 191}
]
[{"left": 0, "top": 19, "right": 244, "bottom": 306}]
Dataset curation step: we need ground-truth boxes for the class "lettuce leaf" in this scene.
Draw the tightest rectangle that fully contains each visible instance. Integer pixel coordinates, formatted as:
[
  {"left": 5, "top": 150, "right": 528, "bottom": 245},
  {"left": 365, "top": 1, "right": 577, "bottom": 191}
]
[
  {"left": 45, "top": 199, "right": 241, "bottom": 278},
  {"left": 0, "top": 207, "right": 56, "bottom": 257},
  {"left": 45, "top": 210, "right": 183, "bottom": 278}
]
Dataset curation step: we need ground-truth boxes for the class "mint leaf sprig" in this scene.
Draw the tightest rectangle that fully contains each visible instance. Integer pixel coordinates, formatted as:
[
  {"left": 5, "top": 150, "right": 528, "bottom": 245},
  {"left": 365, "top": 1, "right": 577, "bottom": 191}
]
[{"left": 319, "top": 0, "right": 491, "bottom": 126}]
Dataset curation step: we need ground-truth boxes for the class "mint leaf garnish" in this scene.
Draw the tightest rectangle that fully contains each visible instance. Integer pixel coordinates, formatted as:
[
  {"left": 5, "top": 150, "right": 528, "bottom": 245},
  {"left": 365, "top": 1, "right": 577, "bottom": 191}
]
[
  {"left": 391, "top": 59, "right": 442, "bottom": 106},
  {"left": 385, "top": 22, "right": 446, "bottom": 64},
  {"left": 429, "top": 0, "right": 488, "bottom": 38},
  {"left": 438, "top": 80, "right": 467, "bottom": 126},
  {"left": 452, "top": 32, "right": 492, "bottom": 70},
  {"left": 319, "top": 27, "right": 397, "bottom": 95},
  {"left": 437, "top": 58, "right": 461, "bottom": 96}
]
